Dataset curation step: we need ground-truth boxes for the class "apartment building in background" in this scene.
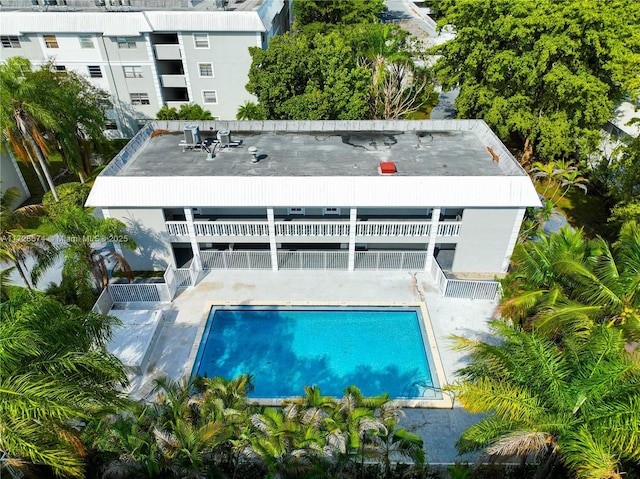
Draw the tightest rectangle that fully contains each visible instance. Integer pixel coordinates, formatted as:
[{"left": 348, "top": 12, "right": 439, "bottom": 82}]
[
  {"left": 85, "top": 120, "right": 541, "bottom": 278},
  {"left": 0, "top": 0, "right": 289, "bottom": 136}
]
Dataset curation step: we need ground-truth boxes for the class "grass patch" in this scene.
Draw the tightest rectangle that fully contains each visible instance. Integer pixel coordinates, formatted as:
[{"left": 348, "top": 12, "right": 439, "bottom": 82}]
[{"left": 535, "top": 180, "right": 614, "bottom": 240}]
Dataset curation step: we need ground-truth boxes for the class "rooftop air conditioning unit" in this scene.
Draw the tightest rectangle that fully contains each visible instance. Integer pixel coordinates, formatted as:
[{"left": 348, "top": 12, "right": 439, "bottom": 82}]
[
  {"left": 217, "top": 129, "right": 231, "bottom": 147},
  {"left": 184, "top": 125, "right": 201, "bottom": 145}
]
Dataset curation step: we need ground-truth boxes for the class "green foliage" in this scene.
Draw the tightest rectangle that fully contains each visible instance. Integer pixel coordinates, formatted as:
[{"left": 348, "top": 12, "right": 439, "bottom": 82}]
[
  {"left": 33, "top": 205, "right": 136, "bottom": 310},
  {"left": 292, "top": 0, "right": 385, "bottom": 29},
  {"left": 247, "top": 23, "right": 431, "bottom": 121},
  {"left": 156, "top": 103, "right": 214, "bottom": 120},
  {"left": 247, "top": 31, "right": 370, "bottom": 120},
  {"left": 432, "top": 0, "right": 640, "bottom": 162},
  {"left": 499, "top": 225, "right": 640, "bottom": 339},
  {"left": 0, "top": 291, "right": 127, "bottom": 477},
  {"left": 449, "top": 322, "right": 640, "bottom": 479},
  {"left": 1, "top": 57, "right": 111, "bottom": 186},
  {"left": 236, "top": 100, "right": 266, "bottom": 120},
  {"left": 42, "top": 181, "right": 90, "bottom": 217}
]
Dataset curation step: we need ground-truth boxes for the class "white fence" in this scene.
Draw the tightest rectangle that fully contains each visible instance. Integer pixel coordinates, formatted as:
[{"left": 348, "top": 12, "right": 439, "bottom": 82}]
[
  {"left": 201, "top": 250, "right": 272, "bottom": 269},
  {"left": 166, "top": 221, "right": 189, "bottom": 236},
  {"left": 356, "top": 222, "right": 431, "bottom": 237},
  {"left": 354, "top": 251, "right": 428, "bottom": 270},
  {"left": 431, "top": 260, "right": 501, "bottom": 301},
  {"left": 174, "top": 267, "right": 193, "bottom": 288},
  {"left": 108, "top": 282, "right": 172, "bottom": 302},
  {"left": 277, "top": 251, "right": 349, "bottom": 270}
]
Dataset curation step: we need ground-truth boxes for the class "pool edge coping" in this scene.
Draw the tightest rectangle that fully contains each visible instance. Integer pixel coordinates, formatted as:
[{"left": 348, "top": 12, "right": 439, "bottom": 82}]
[{"left": 185, "top": 301, "right": 453, "bottom": 409}]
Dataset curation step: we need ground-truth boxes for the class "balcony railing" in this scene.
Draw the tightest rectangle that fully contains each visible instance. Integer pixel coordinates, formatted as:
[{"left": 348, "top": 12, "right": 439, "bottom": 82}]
[
  {"left": 154, "top": 44, "right": 182, "bottom": 60},
  {"left": 160, "top": 74, "right": 186, "bottom": 88},
  {"left": 165, "top": 219, "right": 461, "bottom": 239},
  {"left": 274, "top": 221, "right": 350, "bottom": 237},
  {"left": 356, "top": 221, "right": 431, "bottom": 237}
]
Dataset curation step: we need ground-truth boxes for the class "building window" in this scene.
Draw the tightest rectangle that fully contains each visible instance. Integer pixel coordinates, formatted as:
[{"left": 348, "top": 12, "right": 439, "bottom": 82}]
[
  {"left": 105, "top": 121, "right": 118, "bottom": 130},
  {"left": 202, "top": 90, "right": 217, "bottom": 104},
  {"left": 54, "top": 65, "right": 66, "bottom": 71},
  {"left": 1, "top": 36, "right": 21, "bottom": 48},
  {"left": 123, "top": 65, "right": 143, "bottom": 78},
  {"left": 288, "top": 208, "right": 305, "bottom": 215},
  {"left": 198, "top": 63, "right": 214, "bottom": 77},
  {"left": 87, "top": 65, "right": 102, "bottom": 78},
  {"left": 79, "top": 35, "right": 94, "bottom": 49},
  {"left": 323, "top": 207, "right": 340, "bottom": 215},
  {"left": 44, "top": 35, "right": 59, "bottom": 48},
  {"left": 130, "top": 93, "right": 150, "bottom": 105},
  {"left": 116, "top": 37, "right": 136, "bottom": 49},
  {"left": 193, "top": 33, "right": 209, "bottom": 48}
]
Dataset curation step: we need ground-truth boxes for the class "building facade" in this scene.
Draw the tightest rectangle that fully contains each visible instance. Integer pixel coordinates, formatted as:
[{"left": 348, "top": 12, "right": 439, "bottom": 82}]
[
  {"left": 86, "top": 120, "right": 541, "bottom": 277},
  {"left": 0, "top": 0, "right": 289, "bottom": 136}
]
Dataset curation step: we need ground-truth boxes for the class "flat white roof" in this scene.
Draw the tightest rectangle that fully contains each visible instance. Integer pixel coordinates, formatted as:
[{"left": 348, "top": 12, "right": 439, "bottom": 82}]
[{"left": 86, "top": 120, "right": 541, "bottom": 208}]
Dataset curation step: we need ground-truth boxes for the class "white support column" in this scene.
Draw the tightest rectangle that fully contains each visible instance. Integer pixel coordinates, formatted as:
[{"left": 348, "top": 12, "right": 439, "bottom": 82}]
[
  {"left": 267, "top": 208, "right": 278, "bottom": 270},
  {"left": 184, "top": 208, "right": 202, "bottom": 270},
  {"left": 425, "top": 208, "right": 441, "bottom": 272},
  {"left": 501, "top": 208, "right": 526, "bottom": 272},
  {"left": 348, "top": 208, "right": 357, "bottom": 271},
  {"left": 101, "top": 208, "right": 124, "bottom": 256}
]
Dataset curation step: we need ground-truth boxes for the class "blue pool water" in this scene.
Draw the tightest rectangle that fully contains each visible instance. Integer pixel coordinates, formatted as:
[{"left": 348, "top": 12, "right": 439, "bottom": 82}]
[{"left": 192, "top": 307, "right": 440, "bottom": 399}]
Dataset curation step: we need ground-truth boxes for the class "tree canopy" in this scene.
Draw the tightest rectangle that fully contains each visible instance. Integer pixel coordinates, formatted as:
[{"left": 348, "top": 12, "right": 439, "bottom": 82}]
[
  {"left": 450, "top": 321, "right": 640, "bottom": 479},
  {"left": 246, "top": 24, "right": 431, "bottom": 121},
  {"left": 432, "top": 0, "right": 640, "bottom": 163},
  {"left": 292, "top": 0, "right": 385, "bottom": 32},
  {"left": 0, "top": 290, "right": 127, "bottom": 477}
]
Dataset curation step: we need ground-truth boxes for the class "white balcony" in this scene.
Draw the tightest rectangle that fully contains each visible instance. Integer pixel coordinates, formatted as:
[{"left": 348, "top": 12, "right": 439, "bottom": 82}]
[
  {"left": 165, "top": 219, "right": 461, "bottom": 239},
  {"left": 160, "top": 74, "right": 186, "bottom": 88},
  {"left": 154, "top": 44, "right": 181, "bottom": 60}
]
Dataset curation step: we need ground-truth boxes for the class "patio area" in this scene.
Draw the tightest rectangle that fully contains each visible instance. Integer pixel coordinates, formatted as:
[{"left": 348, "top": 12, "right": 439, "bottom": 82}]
[{"left": 112, "top": 269, "right": 496, "bottom": 464}]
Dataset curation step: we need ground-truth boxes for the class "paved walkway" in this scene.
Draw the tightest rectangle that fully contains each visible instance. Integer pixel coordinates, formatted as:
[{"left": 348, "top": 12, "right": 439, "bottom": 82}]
[{"left": 122, "top": 269, "right": 496, "bottom": 464}]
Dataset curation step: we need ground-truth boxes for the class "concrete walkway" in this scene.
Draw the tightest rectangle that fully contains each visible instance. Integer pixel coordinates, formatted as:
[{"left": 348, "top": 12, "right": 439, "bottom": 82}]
[{"left": 122, "top": 269, "right": 496, "bottom": 464}]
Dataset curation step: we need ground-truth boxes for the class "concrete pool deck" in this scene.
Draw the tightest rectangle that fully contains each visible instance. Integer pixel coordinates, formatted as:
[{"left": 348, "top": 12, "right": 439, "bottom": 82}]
[{"left": 117, "top": 269, "right": 496, "bottom": 464}]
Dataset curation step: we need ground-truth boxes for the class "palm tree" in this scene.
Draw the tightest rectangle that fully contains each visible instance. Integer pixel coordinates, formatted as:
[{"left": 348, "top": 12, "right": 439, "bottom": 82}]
[
  {"left": 236, "top": 100, "right": 266, "bottom": 120},
  {"left": 0, "top": 186, "right": 50, "bottom": 289},
  {"left": 530, "top": 160, "right": 559, "bottom": 196},
  {"left": 449, "top": 321, "right": 640, "bottom": 479},
  {"left": 499, "top": 225, "right": 640, "bottom": 340},
  {"left": 0, "top": 291, "right": 128, "bottom": 478},
  {"left": 32, "top": 205, "right": 136, "bottom": 309},
  {"left": 0, "top": 57, "right": 59, "bottom": 201}
]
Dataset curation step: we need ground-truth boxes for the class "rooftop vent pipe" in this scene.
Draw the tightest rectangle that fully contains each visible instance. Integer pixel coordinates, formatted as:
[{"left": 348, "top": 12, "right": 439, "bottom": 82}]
[{"left": 379, "top": 162, "right": 397, "bottom": 174}]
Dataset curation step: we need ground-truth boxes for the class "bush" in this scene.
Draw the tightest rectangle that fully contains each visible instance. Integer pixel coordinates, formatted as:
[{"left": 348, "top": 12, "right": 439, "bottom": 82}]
[{"left": 43, "top": 182, "right": 90, "bottom": 217}]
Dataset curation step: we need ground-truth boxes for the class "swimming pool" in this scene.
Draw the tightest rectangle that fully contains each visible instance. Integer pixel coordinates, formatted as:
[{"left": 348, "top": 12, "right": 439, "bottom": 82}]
[{"left": 192, "top": 305, "right": 444, "bottom": 403}]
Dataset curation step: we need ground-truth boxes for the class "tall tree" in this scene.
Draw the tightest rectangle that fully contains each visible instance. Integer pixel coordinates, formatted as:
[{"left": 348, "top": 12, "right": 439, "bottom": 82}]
[
  {"left": 0, "top": 57, "right": 60, "bottom": 200},
  {"left": 39, "top": 64, "right": 111, "bottom": 182},
  {"left": 0, "top": 186, "right": 50, "bottom": 290},
  {"left": 432, "top": 0, "right": 640, "bottom": 164},
  {"left": 449, "top": 321, "right": 640, "bottom": 479},
  {"left": 0, "top": 290, "right": 128, "bottom": 478},
  {"left": 32, "top": 205, "right": 136, "bottom": 310}
]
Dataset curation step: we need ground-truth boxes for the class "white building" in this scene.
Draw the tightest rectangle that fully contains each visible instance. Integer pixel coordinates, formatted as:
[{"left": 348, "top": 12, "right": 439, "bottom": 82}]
[
  {"left": 0, "top": 0, "right": 289, "bottom": 136},
  {"left": 1, "top": 146, "right": 30, "bottom": 206},
  {"left": 86, "top": 120, "right": 541, "bottom": 280}
]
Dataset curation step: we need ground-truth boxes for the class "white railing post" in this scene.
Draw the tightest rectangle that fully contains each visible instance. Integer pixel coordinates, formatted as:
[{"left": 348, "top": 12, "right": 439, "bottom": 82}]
[
  {"left": 348, "top": 208, "right": 357, "bottom": 271},
  {"left": 267, "top": 208, "right": 278, "bottom": 270},
  {"left": 425, "top": 208, "right": 440, "bottom": 273},
  {"left": 184, "top": 208, "right": 201, "bottom": 269}
]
